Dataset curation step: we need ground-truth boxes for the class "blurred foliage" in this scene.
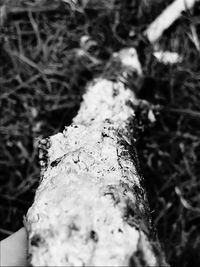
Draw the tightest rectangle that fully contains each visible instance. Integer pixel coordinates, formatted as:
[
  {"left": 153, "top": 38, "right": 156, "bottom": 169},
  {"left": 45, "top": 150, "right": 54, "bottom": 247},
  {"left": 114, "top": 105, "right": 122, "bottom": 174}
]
[{"left": 0, "top": 1, "right": 200, "bottom": 267}]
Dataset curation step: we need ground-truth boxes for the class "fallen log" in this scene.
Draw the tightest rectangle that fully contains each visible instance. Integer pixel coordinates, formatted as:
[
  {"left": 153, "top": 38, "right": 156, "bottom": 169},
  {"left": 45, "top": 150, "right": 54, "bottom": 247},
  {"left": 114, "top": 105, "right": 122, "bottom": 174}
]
[{"left": 25, "top": 48, "right": 168, "bottom": 266}]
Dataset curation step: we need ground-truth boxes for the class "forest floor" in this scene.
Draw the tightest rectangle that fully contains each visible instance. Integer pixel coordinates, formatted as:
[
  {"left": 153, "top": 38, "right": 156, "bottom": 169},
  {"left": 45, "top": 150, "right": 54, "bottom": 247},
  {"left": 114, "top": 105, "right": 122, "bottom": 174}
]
[{"left": 0, "top": 1, "right": 200, "bottom": 267}]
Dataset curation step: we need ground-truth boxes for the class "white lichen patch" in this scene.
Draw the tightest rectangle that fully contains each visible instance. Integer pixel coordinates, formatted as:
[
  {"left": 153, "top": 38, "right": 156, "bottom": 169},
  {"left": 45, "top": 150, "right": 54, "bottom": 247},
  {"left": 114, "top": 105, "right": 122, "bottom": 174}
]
[
  {"left": 113, "top": 47, "right": 143, "bottom": 75},
  {"left": 153, "top": 51, "right": 182, "bottom": 64},
  {"left": 26, "top": 58, "right": 168, "bottom": 266},
  {"left": 74, "top": 79, "right": 135, "bottom": 126}
]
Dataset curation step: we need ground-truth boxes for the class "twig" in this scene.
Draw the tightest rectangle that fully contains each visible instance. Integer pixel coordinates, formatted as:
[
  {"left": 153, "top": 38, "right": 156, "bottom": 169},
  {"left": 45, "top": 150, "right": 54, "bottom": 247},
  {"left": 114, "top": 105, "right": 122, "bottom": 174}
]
[
  {"left": 28, "top": 11, "right": 42, "bottom": 52},
  {"left": 0, "top": 74, "right": 40, "bottom": 99},
  {"left": 189, "top": 23, "right": 200, "bottom": 51},
  {"left": 160, "top": 106, "right": 200, "bottom": 118},
  {"left": 145, "top": 0, "right": 198, "bottom": 43},
  {"left": 9, "top": 51, "right": 52, "bottom": 91},
  {"left": 10, "top": 51, "right": 44, "bottom": 73},
  {"left": 6, "top": 5, "right": 62, "bottom": 15},
  {"left": 0, "top": 228, "right": 13, "bottom": 236},
  {"left": 0, "top": 194, "right": 30, "bottom": 205},
  {"left": 0, "top": 5, "right": 6, "bottom": 27}
]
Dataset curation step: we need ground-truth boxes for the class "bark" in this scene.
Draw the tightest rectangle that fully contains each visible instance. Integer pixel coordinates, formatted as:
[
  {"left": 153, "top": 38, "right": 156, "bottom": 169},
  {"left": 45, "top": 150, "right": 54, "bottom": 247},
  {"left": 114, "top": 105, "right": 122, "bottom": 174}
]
[{"left": 25, "top": 48, "right": 168, "bottom": 266}]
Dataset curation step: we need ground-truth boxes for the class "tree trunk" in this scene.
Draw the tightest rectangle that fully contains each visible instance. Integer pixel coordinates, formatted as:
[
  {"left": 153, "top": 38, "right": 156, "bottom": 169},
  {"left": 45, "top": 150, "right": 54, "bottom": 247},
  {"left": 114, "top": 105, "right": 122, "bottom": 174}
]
[{"left": 25, "top": 48, "right": 168, "bottom": 266}]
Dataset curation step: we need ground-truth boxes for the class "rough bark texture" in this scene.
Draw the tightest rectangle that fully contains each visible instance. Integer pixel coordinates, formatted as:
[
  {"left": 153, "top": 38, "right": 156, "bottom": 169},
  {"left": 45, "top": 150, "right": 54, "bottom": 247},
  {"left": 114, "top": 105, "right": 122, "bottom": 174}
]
[{"left": 25, "top": 48, "right": 168, "bottom": 266}]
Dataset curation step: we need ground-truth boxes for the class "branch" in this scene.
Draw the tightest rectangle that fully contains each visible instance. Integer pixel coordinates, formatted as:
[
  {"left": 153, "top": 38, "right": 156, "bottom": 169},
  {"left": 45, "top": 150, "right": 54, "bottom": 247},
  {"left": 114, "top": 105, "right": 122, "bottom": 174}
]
[
  {"left": 145, "top": 0, "right": 198, "bottom": 43},
  {"left": 26, "top": 49, "right": 168, "bottom": 266}
]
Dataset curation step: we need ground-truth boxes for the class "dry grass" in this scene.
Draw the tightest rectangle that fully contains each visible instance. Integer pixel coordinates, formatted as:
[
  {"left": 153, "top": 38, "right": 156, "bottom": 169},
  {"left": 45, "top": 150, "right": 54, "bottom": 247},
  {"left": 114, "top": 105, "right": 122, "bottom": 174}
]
[{"left": 0, "top": 1, "right": 200, "bottom": 266}]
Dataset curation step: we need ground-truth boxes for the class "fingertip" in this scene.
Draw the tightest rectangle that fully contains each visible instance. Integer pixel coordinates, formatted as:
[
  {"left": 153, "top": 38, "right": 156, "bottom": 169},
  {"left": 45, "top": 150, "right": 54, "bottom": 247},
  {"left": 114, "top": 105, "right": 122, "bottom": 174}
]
[{"left": 0, "top": 227, "right": 28, "bottom": 266}]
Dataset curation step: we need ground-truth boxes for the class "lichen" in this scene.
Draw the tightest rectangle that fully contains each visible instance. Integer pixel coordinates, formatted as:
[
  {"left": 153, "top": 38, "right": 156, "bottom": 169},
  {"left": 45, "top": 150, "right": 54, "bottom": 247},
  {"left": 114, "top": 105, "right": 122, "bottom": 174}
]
[{"left": 26, "top": 49, "right": 168, "bottom": 266}]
